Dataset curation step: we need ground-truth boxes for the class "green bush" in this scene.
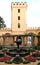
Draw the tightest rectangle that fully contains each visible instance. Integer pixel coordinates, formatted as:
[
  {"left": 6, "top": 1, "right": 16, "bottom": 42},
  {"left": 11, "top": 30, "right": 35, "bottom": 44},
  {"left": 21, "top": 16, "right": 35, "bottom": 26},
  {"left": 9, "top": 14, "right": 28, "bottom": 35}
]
[
  {"left": 2, "top": 48, "right": 7, "bottom": 52},
  {"left": 5, "top": 61, "right": 12, "bottom": 64},
  {"left": 23, "top": 60, "right": 30, "bottom": 64},
  {"left": 13, "top": 56, "right": 23, "bottom": 64},
  {"left": 37, "top": 62, "right": 40, "bottom": 65},
  {"left": 30, "top": 46, "right": 40, "bottom": 51},
  {"left": 30, "top": 49, "right": 35, "bottom": 52},
  {"left": 36, "top": 46, "right": 40, "bottom": 50},
  {"left": 31, "top": 46, "right": 37, "bottom": 49},
  {"left": 30, "top": 48, "right": 35, "bottom": 52},
  {"left": 0, "top": 45, "right": 3, "bottom": 50},
  {"left": 5, "top": 58, "right": 13, "bottom": 64},
  {"left": 36, "top": 57, "right": 40, "bottom": 60},
  {"left": 22, "top": 57, "right": 30, "bottom": 64},
  {"left": 0, "top": 54, "right": 4, "bottom": 58}
]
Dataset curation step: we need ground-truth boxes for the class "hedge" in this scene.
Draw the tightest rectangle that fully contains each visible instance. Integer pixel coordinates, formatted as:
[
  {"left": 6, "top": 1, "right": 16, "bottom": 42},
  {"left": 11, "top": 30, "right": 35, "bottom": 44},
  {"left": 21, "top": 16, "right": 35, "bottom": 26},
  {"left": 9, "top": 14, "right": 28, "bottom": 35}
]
[
  {"left": 13, "top": 56, "right": 23, "bottom": 64},
  {"left": 36, "top": 57, "right": 40, "bottom": 60},
  {"left": 37, "top": 62, "right": 40, "bottom": 65},
  {"left": 22, "top": 57, "right": 30, "bottom": 64},
  {"left": 5, "top": 57, "right": 14, "bottom": 64}
]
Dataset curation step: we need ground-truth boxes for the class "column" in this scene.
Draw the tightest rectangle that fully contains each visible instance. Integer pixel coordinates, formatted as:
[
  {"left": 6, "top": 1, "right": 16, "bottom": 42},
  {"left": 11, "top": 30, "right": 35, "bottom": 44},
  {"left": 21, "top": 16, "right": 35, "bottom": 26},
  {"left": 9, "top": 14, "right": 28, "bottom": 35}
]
[
  {"left": 13, "top": 36, "right": 15, "bottom": 45},
  {"left": 0, "top": 36, "right": 3, "bottom": 45},
  {"left": 34, "top": 36, "right": 38, "bottom": 46},
  {"left": 21, "top": 37, "right": 23, "bottom": 46},
  {"left": 22, "top": 36, "right": 25, "bottom": 46},
  {"left": 24, "top": 36, "right": 27, "bottom": 46},
  {"left": 38, "top": 36, "right": 40, "bottom": 45},
  {"left": 26, "top": 36, "right": 28, "bottom": 45},
  {"left": 14, "top": 36, "right": 17, "bottom": 47},
  {"left": 3, "top": 36, "right": 5, "bottom": 46}
]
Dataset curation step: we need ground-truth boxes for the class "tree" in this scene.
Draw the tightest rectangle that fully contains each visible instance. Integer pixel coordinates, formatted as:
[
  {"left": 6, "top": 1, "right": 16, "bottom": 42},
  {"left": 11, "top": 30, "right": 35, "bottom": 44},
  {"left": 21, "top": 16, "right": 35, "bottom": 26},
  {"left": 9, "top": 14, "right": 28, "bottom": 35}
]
[{"left": 0, "top": 16, "right": 6, "bottom": 28}]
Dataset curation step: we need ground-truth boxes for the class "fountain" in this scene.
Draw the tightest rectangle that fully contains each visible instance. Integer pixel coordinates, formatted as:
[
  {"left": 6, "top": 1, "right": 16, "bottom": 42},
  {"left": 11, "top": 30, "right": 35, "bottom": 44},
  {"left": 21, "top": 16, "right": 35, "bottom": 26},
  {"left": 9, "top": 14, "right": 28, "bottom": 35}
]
[
  {"left": 6, "top": 35, "right": 30, "bottom": 57},
  {"left": 16, "top": 35, "right": 22, "bottom": 48}
]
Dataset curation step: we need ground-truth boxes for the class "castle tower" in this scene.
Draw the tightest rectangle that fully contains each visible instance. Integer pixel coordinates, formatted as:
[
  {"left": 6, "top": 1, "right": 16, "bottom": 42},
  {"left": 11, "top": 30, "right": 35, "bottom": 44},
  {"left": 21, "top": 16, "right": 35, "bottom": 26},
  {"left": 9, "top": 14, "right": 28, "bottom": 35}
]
[{"left": 11, "top": 2, "right": 27, "bottom": 32}]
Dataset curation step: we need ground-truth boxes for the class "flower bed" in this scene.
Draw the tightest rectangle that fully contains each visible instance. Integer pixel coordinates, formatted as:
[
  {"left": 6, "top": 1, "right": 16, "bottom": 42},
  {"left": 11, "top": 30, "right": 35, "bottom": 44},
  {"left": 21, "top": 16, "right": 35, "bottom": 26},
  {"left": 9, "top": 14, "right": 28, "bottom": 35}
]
[
  {"left": 0, "top": 52, "right": 4, "bottom": 57},
  {"left": 22, "top": 57, "right": 30, "bottom": 64},
  {"left": 5, "top": 57, "right": 14, "bottom": 64},
  {"left": 32, "top": 51, "right": 40, "bottom": 57},
  {"left": 0, "top": 56, "right": 11, "bottom": 62},
  {"left": 24, "top": 55, "right": 36, "bottom": 62}
]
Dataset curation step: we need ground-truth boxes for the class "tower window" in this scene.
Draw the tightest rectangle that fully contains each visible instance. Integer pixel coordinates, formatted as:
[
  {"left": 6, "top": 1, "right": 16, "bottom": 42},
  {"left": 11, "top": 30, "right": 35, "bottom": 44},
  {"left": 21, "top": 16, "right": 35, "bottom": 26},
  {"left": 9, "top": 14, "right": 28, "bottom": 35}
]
[
  {"left": 18, "top": 23, "right": 20, "bottom": 28},
  {"left": 18, "top": 16, "right": 20, "bottom": 20},
  {"left": 18, "top": 9, "right": 20, "bottom": 13}
]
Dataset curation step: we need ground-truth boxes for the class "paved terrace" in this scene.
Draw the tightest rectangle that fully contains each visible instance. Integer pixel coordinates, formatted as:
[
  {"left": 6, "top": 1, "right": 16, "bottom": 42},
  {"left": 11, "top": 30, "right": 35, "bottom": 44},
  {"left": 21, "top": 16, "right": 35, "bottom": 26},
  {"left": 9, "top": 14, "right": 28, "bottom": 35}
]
[{"left": 0, "top": 60, "right": 40, "bottom": 65}]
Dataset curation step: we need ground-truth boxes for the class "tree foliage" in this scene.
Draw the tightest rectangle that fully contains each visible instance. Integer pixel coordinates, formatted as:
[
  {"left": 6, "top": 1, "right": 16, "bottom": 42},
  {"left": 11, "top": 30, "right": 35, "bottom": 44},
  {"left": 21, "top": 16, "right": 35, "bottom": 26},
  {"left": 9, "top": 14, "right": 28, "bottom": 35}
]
[{"left": 0, "top": 16, "right": 6, "bottom": 28}]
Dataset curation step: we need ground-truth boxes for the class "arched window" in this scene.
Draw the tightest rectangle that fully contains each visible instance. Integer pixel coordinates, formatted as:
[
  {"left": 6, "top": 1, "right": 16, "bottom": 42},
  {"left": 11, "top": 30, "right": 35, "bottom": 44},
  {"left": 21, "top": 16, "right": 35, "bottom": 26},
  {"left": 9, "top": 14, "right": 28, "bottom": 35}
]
[{"left": 27, "top": 36, "right": 32, "bottom": 46}]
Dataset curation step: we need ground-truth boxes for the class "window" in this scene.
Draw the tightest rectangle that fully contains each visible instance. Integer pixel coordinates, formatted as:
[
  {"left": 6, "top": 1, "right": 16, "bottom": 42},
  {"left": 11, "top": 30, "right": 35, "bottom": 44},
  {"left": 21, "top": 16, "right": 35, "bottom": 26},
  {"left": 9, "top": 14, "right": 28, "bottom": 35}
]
[
  {"left": 18, "top": 16, "right": 20, "bottom": 20},
  {"left": 18, "top": 9, "right": 20, "bottom": 13},
  {"left": 18, "top": 23, "right": 20, "bottom": 28},
  {"left": 27, "top": 36, "right": 32, "bottom": 46}
]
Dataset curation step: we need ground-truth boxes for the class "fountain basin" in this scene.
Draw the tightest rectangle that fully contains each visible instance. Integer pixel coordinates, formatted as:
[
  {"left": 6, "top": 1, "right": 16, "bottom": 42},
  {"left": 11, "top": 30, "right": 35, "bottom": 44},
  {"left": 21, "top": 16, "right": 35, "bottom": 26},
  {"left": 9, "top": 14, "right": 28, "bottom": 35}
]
[{"left": 6, "top": 48, "right": 30, "bottom": 57}]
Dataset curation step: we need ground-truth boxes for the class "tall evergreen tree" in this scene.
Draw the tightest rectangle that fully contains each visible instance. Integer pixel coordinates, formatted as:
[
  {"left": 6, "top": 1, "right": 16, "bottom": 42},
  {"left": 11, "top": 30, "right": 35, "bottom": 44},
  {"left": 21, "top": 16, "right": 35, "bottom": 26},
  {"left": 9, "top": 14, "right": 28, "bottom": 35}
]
[{"left": 0, "top": 16, "right": 6, "bottom": 28}]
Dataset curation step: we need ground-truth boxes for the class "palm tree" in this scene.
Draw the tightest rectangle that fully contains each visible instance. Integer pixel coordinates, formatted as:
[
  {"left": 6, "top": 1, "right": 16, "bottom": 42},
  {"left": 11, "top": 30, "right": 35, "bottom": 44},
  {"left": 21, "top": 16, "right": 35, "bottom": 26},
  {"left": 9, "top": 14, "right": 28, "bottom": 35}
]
[{"left": 0, "top": 16, "right": 6, "bottom": 29}]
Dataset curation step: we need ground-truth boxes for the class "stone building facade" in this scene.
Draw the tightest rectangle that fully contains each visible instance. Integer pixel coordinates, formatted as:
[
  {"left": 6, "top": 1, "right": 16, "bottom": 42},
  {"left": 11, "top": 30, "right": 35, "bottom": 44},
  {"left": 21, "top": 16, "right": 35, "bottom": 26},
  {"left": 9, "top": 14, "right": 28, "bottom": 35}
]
[{"left": 0, "top": 2, "right": 40, "bottom": 47}]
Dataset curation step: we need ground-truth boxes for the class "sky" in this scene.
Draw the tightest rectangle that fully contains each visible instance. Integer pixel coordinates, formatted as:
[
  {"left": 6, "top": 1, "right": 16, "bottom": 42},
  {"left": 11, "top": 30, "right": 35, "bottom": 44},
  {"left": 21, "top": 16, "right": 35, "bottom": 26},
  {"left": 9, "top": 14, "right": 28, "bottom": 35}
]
[{"left": 0, "top": 0, "right": 40, "bottom": 28}]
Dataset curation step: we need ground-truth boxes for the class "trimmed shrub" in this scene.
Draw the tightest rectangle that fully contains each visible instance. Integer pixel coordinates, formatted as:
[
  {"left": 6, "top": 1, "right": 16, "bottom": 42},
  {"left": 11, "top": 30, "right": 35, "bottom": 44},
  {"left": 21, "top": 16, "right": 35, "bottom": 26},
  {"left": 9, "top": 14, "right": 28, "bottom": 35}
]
[
  {"left": 22, "top": 57, "right": 30, "bottom": 64},
  {"left": 13, "top": 56, "right": 23, "bottom": 64},
  {"left": 30, "top": 46, "right": 40, "bottom": 51},
  {"left": 30, "top": 48, "right": 35, "bottom": 52},
  {"left": 0, "top": 52, "right": 4, "bottom": 57},
  {"left": 36, "top": 46, "right": 40, "bottom": 50},
  {"left": 2, "top": 48, "right": 7, "bottom": 52},
  {"left": 0, "top": 56, "right": 11, "bottom": 62},
  {"left": 37, "top": 62, "right": 40, "bottom": 65},
  {"left": 0, "top": 45, "right": 3, "bottom": 50},
  {"left": 5, "top": 61, "right": 12, "bottom": 64},
  {"left": 36, "top": 57, "right": 40, "bottom": 60},
  {"left": 5, "top": 57, "right": 14, "bottom": 64}
]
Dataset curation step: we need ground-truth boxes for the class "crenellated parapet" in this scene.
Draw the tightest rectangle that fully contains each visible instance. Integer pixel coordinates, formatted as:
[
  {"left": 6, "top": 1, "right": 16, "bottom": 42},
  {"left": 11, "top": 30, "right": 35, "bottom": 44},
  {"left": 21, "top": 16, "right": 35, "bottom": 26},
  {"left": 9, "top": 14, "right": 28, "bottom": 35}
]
[
  {"left": 11, "top": 2, "right": 27, "bottom": 8},
  {"left": 26, "top": 27, "right": 40, "bottom": 34},
  {"left": 27, "top": 27, "right": 40, "bottom": 30}
]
